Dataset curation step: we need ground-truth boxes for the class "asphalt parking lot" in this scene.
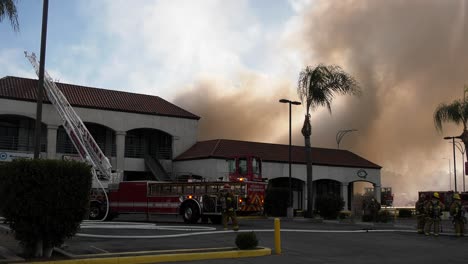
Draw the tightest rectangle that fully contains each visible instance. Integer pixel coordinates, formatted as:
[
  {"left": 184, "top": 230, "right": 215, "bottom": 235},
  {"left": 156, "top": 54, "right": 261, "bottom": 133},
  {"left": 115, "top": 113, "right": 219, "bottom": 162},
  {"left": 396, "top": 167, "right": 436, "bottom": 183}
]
[{"left": 1, "top": 215, "right": 468, "bottom": 264}]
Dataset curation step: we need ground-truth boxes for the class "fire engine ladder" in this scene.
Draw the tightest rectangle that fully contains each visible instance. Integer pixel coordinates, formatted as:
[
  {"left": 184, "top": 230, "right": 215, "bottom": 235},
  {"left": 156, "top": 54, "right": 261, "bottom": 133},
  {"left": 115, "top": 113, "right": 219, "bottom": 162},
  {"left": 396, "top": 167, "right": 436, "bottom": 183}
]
[{"left": 24, "top": 52, "right": 114, "bottom": 182}]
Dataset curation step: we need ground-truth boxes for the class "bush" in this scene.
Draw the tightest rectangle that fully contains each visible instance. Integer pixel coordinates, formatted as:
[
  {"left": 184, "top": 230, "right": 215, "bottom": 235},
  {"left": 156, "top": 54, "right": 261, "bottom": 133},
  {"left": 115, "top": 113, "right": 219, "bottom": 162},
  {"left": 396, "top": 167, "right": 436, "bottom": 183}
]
[
  {"left": 376, "top": 210, "right": 391, "bottom": 223},
  {"left": 315, "top": 193, "right": 345, "bottom": 219},
  {"left": 338, "top": 210, "right": 352, "bottom": 220},
  {"left": 398, "top": 209, "right": 413, "bottom": 218},
  {"left": 264, "top": 187, "right": 289, "bottom": 216},
  {"left": 235, "top": 232, "right": 258, "bottom": 250},
  {"left": 0, "top": 159, "right": 92, "bottom": 258}
]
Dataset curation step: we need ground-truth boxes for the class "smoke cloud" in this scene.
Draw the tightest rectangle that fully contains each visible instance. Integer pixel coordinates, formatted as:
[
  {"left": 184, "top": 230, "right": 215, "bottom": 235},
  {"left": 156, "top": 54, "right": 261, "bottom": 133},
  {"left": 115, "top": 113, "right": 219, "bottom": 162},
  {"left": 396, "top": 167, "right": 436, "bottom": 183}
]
[
  {"left": 295, "top": 0, "right": 468, "bottom": 204},
  {"left": 175, "top": 0, "right": 468, "bottom": 205}
]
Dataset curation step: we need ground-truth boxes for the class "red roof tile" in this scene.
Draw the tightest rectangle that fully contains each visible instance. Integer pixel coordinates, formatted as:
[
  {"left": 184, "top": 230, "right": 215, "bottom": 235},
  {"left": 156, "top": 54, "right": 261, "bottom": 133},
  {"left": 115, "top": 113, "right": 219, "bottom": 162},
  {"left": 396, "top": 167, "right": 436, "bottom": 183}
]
[
  {"left": 0, "top": 76, "right": 200, "bottom": 120},
  {"left": 175, "top": 139, "right": 381, "bottom": 169}
]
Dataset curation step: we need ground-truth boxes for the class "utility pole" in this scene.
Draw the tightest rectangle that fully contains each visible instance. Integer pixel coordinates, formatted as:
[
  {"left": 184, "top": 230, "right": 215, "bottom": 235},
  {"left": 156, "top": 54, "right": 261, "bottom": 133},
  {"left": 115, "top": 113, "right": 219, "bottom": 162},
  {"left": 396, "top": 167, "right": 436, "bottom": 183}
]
[{"left": 34, "top": 0, "right": 49, "bottom": 159}]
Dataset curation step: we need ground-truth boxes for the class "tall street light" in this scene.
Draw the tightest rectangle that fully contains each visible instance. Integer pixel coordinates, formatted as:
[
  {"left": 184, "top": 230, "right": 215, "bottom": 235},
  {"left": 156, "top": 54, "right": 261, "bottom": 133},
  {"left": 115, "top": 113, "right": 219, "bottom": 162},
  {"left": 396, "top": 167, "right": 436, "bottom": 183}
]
[
  {"left": 442, "top": 157, "right": 451, "bottom": 190},
  {"left": 279, "top": 98, "right": 301, "bottom": 218},
  {"left": 444, "top": 136, "right": 461, "bottom": 192},
  {"left": 336, "top": 129, "right": 357, "bottom": 149},
  {"left": 454, "top": 141, "right": 466, "bottom": 192}
]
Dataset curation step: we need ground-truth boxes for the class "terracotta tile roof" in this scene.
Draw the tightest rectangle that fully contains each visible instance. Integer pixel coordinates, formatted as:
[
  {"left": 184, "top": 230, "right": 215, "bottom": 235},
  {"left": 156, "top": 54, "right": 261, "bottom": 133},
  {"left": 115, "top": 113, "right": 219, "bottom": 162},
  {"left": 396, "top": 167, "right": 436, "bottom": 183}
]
[
  {"left": 0, "top": 76, "right": 200, "bottom": 120},
  {"left": 175, "top": 139, "right": 381, "bottom": 169}
]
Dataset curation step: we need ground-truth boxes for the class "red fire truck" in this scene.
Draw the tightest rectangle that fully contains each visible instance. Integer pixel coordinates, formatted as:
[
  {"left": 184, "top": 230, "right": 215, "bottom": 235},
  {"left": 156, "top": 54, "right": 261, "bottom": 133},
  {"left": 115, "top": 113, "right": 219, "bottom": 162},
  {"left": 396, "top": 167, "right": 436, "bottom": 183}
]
[{"left": 89, "top": 155, "right": 267, "bottom": 223}]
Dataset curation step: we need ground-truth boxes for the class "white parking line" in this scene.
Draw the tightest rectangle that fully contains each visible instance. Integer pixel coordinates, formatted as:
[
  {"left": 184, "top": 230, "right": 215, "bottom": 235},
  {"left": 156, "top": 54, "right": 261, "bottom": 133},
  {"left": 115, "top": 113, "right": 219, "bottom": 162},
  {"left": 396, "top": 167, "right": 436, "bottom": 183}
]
[{"left": 89, "top": 245, "right": 109, "bottom": 253}]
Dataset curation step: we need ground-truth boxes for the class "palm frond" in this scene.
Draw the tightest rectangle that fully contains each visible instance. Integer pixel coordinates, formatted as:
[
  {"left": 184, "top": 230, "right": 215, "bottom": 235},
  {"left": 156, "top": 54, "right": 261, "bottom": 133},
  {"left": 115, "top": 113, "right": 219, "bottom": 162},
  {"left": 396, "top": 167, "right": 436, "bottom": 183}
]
[
  {"left": 0, "top": 0, "right": 19, "bottom": 32},
  {"left": 433, "top": 100, "right": 466, "bottom": 132},
  {"left": 297, "top": 64, "right": 361, "bottom": 114}
]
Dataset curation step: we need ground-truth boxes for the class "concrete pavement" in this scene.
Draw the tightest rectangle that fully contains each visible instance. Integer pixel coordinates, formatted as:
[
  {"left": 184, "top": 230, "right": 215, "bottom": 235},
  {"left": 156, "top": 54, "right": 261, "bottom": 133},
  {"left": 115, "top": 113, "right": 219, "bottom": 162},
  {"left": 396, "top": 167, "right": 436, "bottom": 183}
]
[{"left": 0, "top": 216, "right": 465, "bottom": 263}]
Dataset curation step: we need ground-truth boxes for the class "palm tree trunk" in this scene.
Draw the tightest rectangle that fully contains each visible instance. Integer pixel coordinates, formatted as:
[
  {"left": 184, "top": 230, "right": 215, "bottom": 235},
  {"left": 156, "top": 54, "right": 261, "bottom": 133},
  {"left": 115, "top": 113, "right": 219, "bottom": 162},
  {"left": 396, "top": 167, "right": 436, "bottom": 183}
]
[{"left": 302, "top": 114, "right": 313, "bottom": 217}]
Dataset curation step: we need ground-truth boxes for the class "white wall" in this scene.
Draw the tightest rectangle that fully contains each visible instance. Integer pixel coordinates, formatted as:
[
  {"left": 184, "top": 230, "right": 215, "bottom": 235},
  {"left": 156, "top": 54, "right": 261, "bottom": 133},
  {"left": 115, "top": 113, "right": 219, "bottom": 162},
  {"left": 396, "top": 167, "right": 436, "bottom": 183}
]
[{"left": 174, "top": 158, "right": 380, "bottom": 186}]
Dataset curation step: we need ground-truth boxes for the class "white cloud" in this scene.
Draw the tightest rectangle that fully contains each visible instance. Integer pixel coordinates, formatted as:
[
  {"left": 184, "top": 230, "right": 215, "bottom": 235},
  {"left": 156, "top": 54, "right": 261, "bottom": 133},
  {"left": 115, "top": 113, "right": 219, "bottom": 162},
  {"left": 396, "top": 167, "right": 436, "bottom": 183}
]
[{"left": 73, "top": 0, "right": 274, "bottom": 99}]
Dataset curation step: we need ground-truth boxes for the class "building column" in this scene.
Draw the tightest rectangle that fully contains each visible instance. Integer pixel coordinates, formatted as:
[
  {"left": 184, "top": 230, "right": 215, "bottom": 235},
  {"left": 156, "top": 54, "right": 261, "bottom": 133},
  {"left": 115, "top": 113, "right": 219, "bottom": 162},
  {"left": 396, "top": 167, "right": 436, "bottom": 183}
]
[
  {"left": 373, "top": 184, "right": 382, "bottom": 204},
  {"left": 341, "top": 182, "right": 349, "bottom": 210},
  {"left": 46, "top": 125, "right": 58, "bottom": 159},
  {"left": 115, "top": 131, "right": 126, "bottom": 176}
]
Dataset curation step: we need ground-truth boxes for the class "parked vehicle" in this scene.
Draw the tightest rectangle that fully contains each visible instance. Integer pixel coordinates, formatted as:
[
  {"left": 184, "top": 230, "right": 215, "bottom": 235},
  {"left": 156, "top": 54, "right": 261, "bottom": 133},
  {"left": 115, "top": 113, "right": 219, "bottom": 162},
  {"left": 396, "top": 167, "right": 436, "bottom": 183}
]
[{"left": 89, "top": 155, "right": 267, "bottom": 222}]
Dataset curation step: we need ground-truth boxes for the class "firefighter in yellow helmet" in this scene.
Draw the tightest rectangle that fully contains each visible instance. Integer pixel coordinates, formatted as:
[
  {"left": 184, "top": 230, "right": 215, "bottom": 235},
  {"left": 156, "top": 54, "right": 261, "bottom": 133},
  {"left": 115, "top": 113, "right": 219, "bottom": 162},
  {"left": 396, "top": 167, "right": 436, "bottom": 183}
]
[
  {"left": 449, "top": 193, "right": 465, "bottom": 237},
  {"left": 424, "top": 192, "right": 445, "bottom": 236},
  {"left": 219, "top": 184, "right": 239, "bottom": 231},
  {"left": 415, "top": 193, "right": 428, "bottom": 234}
]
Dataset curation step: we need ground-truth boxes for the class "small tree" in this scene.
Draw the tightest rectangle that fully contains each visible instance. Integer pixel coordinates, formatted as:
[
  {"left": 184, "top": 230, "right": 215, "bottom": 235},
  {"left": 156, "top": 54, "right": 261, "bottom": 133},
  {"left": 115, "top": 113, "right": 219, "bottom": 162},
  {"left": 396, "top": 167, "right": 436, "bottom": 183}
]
[
  {"left": 0, "top": 159, "right": 92, "bottom": 258},
  {"left": 315, "top": 193, "right": 345, "bottom": 219}
]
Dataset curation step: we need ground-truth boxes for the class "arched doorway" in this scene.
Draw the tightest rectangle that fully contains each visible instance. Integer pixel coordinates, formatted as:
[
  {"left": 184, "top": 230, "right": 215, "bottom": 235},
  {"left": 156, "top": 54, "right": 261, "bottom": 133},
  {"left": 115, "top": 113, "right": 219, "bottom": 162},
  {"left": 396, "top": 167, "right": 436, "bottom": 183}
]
[{"left": 269, "top": 177, "right": 304, "bottom": 210}]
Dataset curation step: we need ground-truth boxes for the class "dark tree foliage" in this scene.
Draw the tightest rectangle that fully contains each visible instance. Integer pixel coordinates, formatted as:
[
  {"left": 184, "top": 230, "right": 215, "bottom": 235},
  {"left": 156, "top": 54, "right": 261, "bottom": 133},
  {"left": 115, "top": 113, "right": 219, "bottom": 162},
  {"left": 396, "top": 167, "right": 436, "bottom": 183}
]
[
  {"left": 315, "top": 193, "right": 345, "bottom": 219},
  {"left": 0, "top": 159, "right": 92, "bottom": 256}
]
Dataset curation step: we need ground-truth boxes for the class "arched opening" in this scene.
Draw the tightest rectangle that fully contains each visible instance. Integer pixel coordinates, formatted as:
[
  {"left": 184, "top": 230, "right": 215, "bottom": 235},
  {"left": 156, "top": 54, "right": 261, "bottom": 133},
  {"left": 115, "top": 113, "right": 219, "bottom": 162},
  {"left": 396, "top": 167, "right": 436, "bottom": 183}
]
[
  {"left": 124, "top": 128, "right": 173, "bottom": 181},
  {"left": 56, "top": 122, "right": 116, "bottom": 158},
  {"left": 266, "top": 177, "right": 304, "bottom": 216},
  {"left": 0, "top": 114, "right": 46, "bottom": 154},
  {"left": 350, "top": 181, "right": 374, "bottom": 216},
  {"left": 125, "top": 128, "right": 172, "bottom": 159}
]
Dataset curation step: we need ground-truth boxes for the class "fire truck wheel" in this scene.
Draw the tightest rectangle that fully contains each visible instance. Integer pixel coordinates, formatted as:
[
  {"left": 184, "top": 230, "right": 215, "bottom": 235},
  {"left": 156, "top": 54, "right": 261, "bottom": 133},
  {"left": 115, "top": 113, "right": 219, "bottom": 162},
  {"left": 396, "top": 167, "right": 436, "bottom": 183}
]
[
  {"left": 182, "top": 202, "right": 200, "bottom": 224},
  {"left": 89, "top": 203, "right": 102, "bottom": 220}
]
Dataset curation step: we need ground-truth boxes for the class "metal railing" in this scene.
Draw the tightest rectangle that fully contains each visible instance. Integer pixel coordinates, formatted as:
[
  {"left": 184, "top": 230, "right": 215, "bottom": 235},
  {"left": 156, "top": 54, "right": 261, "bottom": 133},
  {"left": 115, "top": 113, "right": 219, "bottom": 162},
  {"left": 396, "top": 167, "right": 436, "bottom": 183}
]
[{"left": 0, "top": 135, "right": 46, "bottom": 152}]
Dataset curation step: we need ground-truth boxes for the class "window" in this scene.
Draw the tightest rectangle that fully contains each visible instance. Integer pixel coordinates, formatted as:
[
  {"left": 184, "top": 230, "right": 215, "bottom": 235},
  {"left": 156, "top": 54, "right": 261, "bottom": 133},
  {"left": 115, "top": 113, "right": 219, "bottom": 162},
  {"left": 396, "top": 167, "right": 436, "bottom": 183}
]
[
  {"left": 252, "top": 157, "right": 261, "bottom": 177},
  {"left": 239, "top": 158, "right": 247, "bottom": 175},
  {"left": 227, "top": 159, "right": 235, "bottom": 174}
]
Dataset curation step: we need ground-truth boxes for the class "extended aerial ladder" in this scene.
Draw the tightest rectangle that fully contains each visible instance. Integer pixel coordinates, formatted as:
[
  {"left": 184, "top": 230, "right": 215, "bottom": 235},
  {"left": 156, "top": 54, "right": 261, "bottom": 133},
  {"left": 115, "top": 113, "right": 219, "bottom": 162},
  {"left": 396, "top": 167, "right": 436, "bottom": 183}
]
[{"left": 25, "top": 51, "right": 119, "bottom": 220}]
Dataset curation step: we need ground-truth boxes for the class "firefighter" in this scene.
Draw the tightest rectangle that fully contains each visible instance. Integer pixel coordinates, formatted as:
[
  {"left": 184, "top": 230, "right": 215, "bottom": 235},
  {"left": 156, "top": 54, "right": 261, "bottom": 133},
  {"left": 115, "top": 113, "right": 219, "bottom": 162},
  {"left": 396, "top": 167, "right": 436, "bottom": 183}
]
[
  {"left": 415, "top": 193, "right": 427, "bottom": 234},
  {"left": 424, "top": 192, "right": 445, "bottom": 236},
  {"left": 450, "top": 193, "right": 465, "bottom": 237},
  {"left": 220, "top": 183, "right": 239, "bottom": 231},
  {"left": 369, "top": 197, "right": 381, "bottom": 222}
]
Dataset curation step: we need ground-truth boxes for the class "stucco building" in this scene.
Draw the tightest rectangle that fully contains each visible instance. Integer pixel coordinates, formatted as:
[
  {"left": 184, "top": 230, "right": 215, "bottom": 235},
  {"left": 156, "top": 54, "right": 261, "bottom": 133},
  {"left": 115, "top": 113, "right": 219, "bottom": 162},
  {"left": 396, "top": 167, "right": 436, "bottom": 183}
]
[{"left": 0, "top": 76, "right": 382, "bottom": 212}]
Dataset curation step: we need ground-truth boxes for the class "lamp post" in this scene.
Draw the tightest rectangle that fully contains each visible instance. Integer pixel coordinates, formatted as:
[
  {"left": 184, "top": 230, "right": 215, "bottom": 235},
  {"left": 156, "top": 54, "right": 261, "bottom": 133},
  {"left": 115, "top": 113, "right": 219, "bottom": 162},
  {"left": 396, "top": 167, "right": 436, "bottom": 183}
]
[
  {"left": 279, "top": 98, "right": 301, "bottom": 218},
  {"left": 442, "top": 157, "right": 452, "bottom": 190},
  {"left": 454, "top": 141, "right": 466, "bottom": 192},
  {"left": 336, "top": 129, "right": 357, "bottom": 149},
  {"left": 444, "top": 136, "right": 461, "bottom": 192}
]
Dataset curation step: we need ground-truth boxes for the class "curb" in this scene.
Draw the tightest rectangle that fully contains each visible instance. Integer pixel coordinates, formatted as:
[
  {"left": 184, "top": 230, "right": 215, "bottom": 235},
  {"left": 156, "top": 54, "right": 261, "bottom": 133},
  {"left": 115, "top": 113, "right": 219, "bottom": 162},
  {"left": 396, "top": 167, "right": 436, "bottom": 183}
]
[{"left": 25, "top": 247, "right": 272, "bottom": 264}]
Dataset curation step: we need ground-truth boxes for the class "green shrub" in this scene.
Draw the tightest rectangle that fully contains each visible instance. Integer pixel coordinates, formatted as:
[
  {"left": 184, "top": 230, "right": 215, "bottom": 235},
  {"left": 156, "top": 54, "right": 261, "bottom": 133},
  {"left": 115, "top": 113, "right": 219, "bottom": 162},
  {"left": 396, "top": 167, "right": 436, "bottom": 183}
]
[
  {"left": 376, "top": 210, "right": 391, "bottom": 223},
  {"left": 264, "top": 187, "right": 289, "bottom": 216},
  {"left": 0, "top": 159, "right": 92, "bottom": 258},
  {"left": 398, "top": 209, "right": 413, "bottom": 218},
  {"left": 338, "top": 210, "right": 352, "bottom": 220},
  {"left": 315, "top": 193, "right": 345, "bottom": 219},
  {"left": 235, "top": 232, "right": 259, "bottom": 250}
]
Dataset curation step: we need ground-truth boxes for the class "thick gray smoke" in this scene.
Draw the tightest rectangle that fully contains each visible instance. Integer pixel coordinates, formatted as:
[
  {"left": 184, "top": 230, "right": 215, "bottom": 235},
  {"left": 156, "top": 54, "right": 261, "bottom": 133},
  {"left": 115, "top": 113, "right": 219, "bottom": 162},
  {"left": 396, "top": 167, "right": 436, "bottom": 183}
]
[
  {"left": 174, "top": 0, "right": 467, "bottom": 205},
  {"left": 296, "top": 0, "right": 468, "bottom": 204}
]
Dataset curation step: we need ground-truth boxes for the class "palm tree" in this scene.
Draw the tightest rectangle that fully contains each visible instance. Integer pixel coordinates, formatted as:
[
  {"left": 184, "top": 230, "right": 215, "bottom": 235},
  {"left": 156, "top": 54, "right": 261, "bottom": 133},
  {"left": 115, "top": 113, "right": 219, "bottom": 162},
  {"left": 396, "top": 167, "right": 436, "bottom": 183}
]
[
  {"left": 297, "top": 64, "right": 361, "bottom": 217},
  {"left": 0, "top": 0, "right": 19, "bottom": 32},
  {"left": 434, "top": 99, "right": 468, "bottom": 161}
]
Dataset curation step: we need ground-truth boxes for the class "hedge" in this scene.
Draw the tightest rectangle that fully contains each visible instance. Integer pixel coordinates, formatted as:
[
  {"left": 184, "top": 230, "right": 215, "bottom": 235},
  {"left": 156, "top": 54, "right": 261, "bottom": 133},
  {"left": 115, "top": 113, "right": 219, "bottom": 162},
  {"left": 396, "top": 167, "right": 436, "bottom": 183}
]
[{"left": 0, "top": 159, "right": 93, "bottom": 258}]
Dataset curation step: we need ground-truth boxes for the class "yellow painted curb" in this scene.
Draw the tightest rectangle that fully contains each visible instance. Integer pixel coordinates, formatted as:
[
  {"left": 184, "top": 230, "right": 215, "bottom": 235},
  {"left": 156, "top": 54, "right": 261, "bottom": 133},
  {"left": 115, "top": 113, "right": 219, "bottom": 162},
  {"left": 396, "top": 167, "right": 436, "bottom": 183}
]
[{"left": 25, "top": 247, "right": 271, "bottom": 264}]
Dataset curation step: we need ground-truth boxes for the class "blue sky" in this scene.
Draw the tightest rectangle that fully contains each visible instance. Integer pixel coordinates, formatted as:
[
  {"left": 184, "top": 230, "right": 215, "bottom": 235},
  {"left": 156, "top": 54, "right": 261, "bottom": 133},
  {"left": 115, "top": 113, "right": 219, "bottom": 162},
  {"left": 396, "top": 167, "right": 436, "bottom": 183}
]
[{"left": 1, "top": 0, "right": 305, "bottom": 100}]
